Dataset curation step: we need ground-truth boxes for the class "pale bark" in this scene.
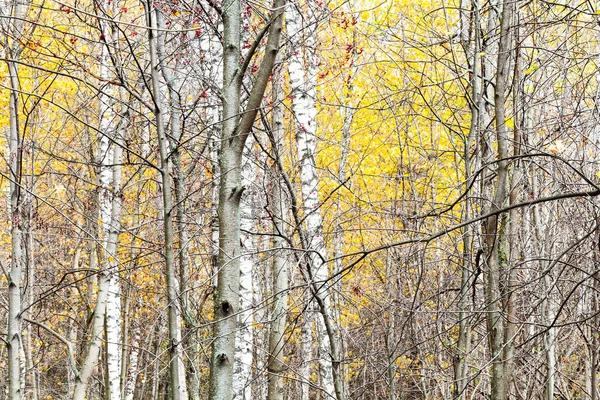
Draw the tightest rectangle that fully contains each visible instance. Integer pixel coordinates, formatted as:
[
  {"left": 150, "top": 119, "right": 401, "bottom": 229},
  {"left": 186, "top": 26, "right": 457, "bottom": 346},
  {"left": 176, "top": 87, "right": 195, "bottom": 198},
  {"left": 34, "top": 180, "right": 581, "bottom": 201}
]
[
  {"left": 300, "top": 309, "right": 312, "bottom": 400},
  {"left": 233, "top": 150, "right": 256, "bottom": 400},
  {"left": 266, "top": 55, "right": 288, "bottom": 400},
  {"left": 24, "top": 98, "right": 39, "bottom": 400},
  {"left": 147, "top": 4, "right": 189, "bottom": 399},
  {"left": 68, "top": 4, "right": 128, "bottom": 398},
  {"left": 94, "top": 3, "right": 124, "bottom": 398},
  {"left": 6, "top": 19, "right": 26, "bottom": 400},
  {"left": 104, "top": 86, "right": 122, "bottom": 400},
  {"left": 332, "top": 27, "right": 357, "bottom": 397},
  {"left": 123, "top": 330, "right": 140, "bottom": 400},
  {"left": 286, "top": 3, "right": 342, "bottom": 398},
  {"left": 2, "top": 1, "right": 31, "bottom": 397},
  {"left": 103, "top": 104, "right": 123, "bottom": 400},
  {"left": 209, "top": 0, "right": 284, "bottom": 397},
  {"left": 199, "top": 3, "right": 223, "bottom": 284},
  {"left": 208, "top": 0, "right": 243, "bottom": 391},
  {"left": 101, "top": 103, "right": 127, "bottom": 400},
  {"left": 72, "top": 107, "right": 128, "bottom": 400}
]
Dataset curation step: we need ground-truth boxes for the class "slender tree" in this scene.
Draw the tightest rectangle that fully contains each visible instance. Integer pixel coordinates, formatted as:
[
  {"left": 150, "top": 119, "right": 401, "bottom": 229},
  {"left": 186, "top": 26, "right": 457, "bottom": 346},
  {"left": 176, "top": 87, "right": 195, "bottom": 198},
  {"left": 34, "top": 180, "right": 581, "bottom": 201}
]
[
  {"left": 147, "top": 3, "right": 189, "bottom": 398},
  {"left": 2, "top": 0, "right": 30, "bottom": 397}
]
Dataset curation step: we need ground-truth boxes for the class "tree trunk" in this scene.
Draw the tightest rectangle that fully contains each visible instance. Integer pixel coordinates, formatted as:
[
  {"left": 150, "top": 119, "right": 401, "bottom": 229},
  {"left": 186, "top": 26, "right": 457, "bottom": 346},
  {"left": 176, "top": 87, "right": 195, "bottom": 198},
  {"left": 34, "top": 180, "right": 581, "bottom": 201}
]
[
  {"left": 154, "top": 9, "right": 201, "bottom": 399},
  {"left": 208, "top": 0, "right": 284, "bottom": 397},
  {"left": 72, "top": 100, "right": 128, "bottom": 400},
  {"left": 267, "top": 56, "right": 289, "bottom": 400},
  {"left": 233, "top": 148, "right": 256, "bottom": 400},
  {"left": 455, "top": 1, "right": 480, "bottom": 398},
  {"left": 483, "top": 0, "right": 514, "bottom": 398},
  {"left": 147, "top": 5, "right": 189, "bottom": 399},
  {"left": 94, "top": 4, "right": 125, "bottom": 399},
  {"left": 286, "top": 3, "right": 343, "bottom": 398},
  {"left": 6, "top": 4, "right": 27, "bottom": 396},
  {"left": 123, "top": 329, "right": 140, "bottom": 400}
]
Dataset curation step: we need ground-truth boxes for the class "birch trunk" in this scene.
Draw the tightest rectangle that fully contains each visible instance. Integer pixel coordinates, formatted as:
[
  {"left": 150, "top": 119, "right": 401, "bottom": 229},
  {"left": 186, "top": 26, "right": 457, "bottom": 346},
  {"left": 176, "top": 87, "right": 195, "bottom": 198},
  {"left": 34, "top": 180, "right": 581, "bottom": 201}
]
[
  {"left": 154, "top": 10, "right": 202, "bottom": 399},
  {"left": 208, "top": 0, "right": 243, "bottom": 395},
  {"left": 267, "top": 55, "right": 288, "bottom": 400},
  {"left": 234, "top": 26, "right": 258, "bottom": 398},
  {"left": 72, "top": 100, "right": 127, "bottom": 400},
  {"left": 103, "top": 108, "right": 123, "bottom": 400},
  {"left": 286, "top": 3, "right": 342, "bottom": 398},
  {"left": 147, "top": 4, "right": 189, "bottom": 399},
  {"left": 233, "top": 149, "right": 256, "bottom": 400},
  {"left": 94, "top": 3, "right": 124, "bottom": 398},
  {"left": 100, "top": 84, "right": 127, "bottom": 400},
  {"left": 4, "top": 0, "right": 28, "bottom": 394},
  {"left": 332, "top": 27, "right": 357, "bottom": 396},
  {"left": 71, "top": 5, "right": 129, "bottom": 395},
  {"left": 123, "top": 330, "right": 140, "bottom": 400},
  {"left": 200, "top": 11, "right": 223, "bottom": 284}
]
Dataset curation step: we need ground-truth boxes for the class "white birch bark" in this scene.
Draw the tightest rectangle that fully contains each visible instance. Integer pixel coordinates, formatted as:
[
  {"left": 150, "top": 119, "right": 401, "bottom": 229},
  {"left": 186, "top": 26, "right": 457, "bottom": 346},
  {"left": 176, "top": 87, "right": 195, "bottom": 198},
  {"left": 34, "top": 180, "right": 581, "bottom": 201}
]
[
  {"left": 102, "top": 91, "right": 123, "bottom": 400},
  {"left": 123, "top": 330, "right": 140, "bottom": 400},
  {"left": 67, "top": 3, "right": 126, "bottom": 398},
  {"left": 72, "top": 98, "right": 128, "bottom": 400},
  {"left": 198, "top": 1, "right": 223, "bottom": 283},
  {"left": 286, "top": 2, "right": 338, "bottom": 397},
  {"left": 101, "top": 91, "right": 127, "bottom": 400},
  {"left": 155, "top": 9, "right": 202, "bottom": 399},
  {"left": 96, "top": 10, "right": 123, "bottom": 397},
  {"left": 233, "top": 149, "right": 256, "bottom": 400},
  {"left": 72, "top": 264, "right": 108, "bottom": 399},
  {"left": 5, "top": 66, "right": 23, "bottom": 400},
  {"left": 4, "top": 5, "right": 27, "bottom": 397},
  {"left": 267, "top": 57, "right": 289, "bottom": 400}
]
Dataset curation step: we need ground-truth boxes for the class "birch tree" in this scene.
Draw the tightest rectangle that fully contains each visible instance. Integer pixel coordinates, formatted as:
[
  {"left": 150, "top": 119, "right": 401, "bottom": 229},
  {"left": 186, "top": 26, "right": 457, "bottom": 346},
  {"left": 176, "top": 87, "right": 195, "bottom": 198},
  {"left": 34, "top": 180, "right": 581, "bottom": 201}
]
[
  {"left": 232, "top": 148, "right": 257, "bottom": 400},
  {"left": 72, "top": 95, "right": 128, "bottom": 400},
  {"left": 99, "top": 18, "right": 123, "bottom": 400},
  {"left": 265, "top": 53, "right": 289, "bottom": 400},
  {"left": 1, "top": 0, "right": 30, "bottom": 397},
  {"left": 286, "top": 2, "right": 342, "bottom": 398}
]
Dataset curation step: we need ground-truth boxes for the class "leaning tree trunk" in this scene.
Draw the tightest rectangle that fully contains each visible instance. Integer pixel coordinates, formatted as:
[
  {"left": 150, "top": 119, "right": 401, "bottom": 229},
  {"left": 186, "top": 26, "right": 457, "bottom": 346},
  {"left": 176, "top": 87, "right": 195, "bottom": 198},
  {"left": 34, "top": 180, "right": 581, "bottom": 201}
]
[{"left": 72, "top": 95, "right": 128, "bottom": 400}]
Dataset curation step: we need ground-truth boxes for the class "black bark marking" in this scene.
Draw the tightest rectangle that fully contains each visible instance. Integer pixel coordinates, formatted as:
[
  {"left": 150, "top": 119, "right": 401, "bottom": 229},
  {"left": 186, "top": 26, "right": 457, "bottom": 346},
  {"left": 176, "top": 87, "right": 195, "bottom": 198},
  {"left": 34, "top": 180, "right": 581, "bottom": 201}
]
[{"left": 221, "top": 301, "right": 232, "bottom": 315}]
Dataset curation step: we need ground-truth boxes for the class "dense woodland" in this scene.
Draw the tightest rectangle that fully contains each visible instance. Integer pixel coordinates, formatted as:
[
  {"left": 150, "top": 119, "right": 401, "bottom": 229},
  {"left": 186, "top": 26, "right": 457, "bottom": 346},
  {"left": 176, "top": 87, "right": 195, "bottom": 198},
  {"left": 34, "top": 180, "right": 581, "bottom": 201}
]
[{"left": 2, "top": 0, "right": 600, "bottom": 399}]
